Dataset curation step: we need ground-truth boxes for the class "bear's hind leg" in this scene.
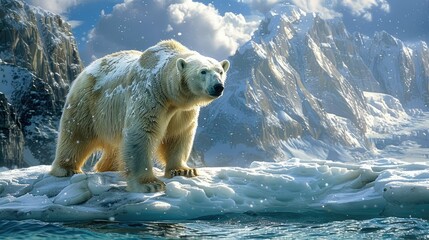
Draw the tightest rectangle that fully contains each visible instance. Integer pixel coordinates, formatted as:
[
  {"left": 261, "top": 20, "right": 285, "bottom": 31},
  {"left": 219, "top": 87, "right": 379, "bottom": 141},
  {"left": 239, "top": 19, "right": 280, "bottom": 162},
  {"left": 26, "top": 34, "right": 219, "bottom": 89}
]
[
  {"left": 50, "top": 138, "right": 96, "bottom": 177},
  {"left": 94, "top": 147, "right": 121, "bottom": 172}
]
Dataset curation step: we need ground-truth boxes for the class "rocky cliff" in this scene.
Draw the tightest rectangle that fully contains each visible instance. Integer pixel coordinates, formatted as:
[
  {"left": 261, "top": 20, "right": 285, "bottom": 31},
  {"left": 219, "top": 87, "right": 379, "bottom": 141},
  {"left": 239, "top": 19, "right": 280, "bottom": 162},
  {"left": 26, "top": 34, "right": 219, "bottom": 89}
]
[
  {"left": 0, "top": 0, "right": 83, "bottom": 167},
  {"left": 0, "top": 92, "right": 24, "bottom": 167}
]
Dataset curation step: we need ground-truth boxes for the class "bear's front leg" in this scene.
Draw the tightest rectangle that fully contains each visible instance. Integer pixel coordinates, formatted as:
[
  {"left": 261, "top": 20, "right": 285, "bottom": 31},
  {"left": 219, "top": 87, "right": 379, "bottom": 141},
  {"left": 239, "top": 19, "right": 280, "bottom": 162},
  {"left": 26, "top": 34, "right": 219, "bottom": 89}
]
[
  {"left": 160, "top": 127, "right": 198, "bottom": 179},
  {"left": 122, "top": 128, "right": 165, "bottom": 193}
]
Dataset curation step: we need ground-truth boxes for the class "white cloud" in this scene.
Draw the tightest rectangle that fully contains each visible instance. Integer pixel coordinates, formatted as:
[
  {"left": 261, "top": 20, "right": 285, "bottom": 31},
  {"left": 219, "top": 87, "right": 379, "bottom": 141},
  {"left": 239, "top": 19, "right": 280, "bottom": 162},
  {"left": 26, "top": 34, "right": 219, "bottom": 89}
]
[
  {"left": 241, "top": 0, "right": 281, "bottom": 13},
  {"left": 379, "top": 2, "right": 390, "bottom": 12},
  {"left": 290, "top": 0, "right": 341, "bottom": 19},
  {"left": 84, "top": 0, "right": 259, "bottom": 62},
  {"left": 167, "top": 1, "right": 259, "bottom": 57},
  {"left": 67, "top": 20, "right": 83, "bottom": 28},
  {"left": 340, "top": 0, "right": 390, "bottom": 20},
  {"left": 243, "top": 0, "right": 390, "bottom": 21}
]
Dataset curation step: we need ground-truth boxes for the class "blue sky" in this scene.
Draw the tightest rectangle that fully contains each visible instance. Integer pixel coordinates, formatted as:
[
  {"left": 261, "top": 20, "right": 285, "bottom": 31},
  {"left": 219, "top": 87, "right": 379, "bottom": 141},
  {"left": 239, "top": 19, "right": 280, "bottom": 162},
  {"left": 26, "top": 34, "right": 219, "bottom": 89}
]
[{"left": 25, "top": 0, "right": 429, "bottom": 65}]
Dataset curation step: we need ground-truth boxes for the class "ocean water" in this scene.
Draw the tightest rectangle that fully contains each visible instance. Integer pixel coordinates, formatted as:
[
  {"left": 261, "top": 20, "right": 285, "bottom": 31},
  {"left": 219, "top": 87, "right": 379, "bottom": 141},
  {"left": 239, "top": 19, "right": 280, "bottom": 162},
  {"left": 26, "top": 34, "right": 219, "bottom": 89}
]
[{"left": 1, "top": 214, "right": 429, "bottom": 239}]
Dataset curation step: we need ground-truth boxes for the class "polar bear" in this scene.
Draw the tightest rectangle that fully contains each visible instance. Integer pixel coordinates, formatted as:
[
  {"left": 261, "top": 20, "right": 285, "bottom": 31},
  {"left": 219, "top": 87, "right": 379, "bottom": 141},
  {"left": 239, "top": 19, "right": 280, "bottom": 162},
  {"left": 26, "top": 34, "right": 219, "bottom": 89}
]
[{"left": 50, "top": 40, "right": 230, "bottom": 192}]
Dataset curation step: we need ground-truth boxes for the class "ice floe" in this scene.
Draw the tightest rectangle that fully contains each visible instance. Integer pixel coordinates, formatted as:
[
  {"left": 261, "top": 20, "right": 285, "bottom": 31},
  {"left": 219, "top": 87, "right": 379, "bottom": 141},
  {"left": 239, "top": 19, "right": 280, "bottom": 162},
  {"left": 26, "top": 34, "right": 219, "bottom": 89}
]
[{"left": 1, "top": 158, "right": 429, "bottom": 222}]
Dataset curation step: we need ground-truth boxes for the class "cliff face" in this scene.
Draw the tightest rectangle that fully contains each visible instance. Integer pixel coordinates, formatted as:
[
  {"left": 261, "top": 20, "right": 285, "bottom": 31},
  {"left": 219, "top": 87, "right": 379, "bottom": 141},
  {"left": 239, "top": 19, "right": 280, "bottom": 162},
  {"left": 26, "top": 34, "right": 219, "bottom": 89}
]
[
  {"left": 0, "top": 92, "right": 24, "bottom": 167},
  {"left": 0, "top": 0, "right": 83, "bottom": 167}
]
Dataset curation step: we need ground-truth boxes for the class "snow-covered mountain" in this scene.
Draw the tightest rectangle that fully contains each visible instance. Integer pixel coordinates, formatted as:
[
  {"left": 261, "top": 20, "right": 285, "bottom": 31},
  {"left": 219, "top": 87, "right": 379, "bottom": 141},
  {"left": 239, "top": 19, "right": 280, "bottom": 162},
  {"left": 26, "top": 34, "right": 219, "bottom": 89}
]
[
  {"left": 195, "top": 4, "right": 429, "bottom": 167},
  {"left": 355, "top": 31, "right": 429, "bottom": 106},
  {"left": 0, "top": 0, "right": 83, "bottom": 167}
]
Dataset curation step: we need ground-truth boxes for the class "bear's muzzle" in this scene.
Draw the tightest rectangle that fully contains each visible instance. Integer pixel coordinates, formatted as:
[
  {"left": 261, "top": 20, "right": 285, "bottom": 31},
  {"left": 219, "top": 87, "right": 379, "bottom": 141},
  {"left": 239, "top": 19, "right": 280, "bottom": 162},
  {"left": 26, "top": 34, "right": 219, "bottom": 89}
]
[{"left": 210, "top": 83, "right": 224, "bottom": 97}]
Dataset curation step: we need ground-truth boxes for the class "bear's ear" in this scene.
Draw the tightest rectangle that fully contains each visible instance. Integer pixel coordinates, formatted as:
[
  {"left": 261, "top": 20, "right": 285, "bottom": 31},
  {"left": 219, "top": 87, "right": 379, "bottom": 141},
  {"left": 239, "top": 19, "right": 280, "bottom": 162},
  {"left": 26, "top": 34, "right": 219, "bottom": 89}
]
[
  {"left": 176, "top": 58, "right": 187, "bottom": 72},
  {"left": 221, "top": 60, "right": 230, "bottom": 73}
]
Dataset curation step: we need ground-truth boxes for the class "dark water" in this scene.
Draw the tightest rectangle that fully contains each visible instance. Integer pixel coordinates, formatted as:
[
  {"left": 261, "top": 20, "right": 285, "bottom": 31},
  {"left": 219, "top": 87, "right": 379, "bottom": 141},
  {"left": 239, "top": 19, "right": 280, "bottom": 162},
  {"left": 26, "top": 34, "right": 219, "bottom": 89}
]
[{"left": 1, "top": 213, "right": 429, "bottom": 239}]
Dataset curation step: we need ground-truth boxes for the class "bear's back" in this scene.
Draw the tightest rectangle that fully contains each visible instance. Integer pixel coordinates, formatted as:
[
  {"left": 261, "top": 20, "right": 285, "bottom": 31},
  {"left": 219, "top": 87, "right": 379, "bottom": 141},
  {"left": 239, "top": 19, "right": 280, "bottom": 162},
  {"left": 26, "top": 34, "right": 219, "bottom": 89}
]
[
  {"left": 85, "top": 50, "right": 142, "bottom": 91},
  {"left": 156, "top": 40, "right": 189, "bottom": 52},
  {"left": 80, "top": 40, "right": 195, "bottom": 94}
]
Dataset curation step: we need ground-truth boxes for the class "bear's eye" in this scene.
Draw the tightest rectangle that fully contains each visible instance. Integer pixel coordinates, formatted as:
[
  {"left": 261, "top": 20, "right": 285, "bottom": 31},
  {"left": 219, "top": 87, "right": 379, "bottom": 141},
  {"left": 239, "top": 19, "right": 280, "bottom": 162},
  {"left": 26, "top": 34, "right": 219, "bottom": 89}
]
[{"left": 201, "top": 70, "right": 207, "bottom": 75}]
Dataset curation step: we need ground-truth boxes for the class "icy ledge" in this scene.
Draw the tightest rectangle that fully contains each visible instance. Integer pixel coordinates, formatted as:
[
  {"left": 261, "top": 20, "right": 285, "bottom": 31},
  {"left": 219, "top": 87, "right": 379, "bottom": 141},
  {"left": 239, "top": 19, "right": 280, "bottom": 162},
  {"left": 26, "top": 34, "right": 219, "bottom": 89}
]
[{"left": 1, "top": 159, "right": 429, "bottom": 222}]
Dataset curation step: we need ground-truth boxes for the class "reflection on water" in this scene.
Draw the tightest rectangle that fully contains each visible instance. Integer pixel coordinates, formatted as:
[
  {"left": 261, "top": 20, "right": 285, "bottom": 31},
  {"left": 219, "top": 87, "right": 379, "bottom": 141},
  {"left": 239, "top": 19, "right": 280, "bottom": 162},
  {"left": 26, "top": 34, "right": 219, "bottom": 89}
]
[{"left": 1, "top": 213, "right": 429, "bottom": 239}]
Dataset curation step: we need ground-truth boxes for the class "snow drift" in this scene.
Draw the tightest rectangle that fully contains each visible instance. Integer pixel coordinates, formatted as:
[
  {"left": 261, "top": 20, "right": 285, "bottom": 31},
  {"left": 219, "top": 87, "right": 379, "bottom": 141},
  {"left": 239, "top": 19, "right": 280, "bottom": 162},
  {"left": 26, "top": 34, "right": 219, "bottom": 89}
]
[{"left": 1, "top": 158, "right": 429, "bottom": 222}]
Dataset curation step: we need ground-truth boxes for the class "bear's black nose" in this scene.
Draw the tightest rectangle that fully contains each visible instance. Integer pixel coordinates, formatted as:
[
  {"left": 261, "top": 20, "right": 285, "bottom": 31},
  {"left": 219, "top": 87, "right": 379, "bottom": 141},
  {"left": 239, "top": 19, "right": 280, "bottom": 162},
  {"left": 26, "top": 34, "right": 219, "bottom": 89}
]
[{"left": 211, "top": 83, "right": 224, "bottom": 97}]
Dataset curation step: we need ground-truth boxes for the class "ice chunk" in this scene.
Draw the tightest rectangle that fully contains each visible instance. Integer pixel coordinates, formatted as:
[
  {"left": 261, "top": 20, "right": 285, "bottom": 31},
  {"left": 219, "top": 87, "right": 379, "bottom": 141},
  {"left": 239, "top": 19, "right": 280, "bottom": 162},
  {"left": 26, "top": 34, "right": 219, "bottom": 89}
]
[{"left": 53, "top": 181, "right": 91, "bottom": 206}]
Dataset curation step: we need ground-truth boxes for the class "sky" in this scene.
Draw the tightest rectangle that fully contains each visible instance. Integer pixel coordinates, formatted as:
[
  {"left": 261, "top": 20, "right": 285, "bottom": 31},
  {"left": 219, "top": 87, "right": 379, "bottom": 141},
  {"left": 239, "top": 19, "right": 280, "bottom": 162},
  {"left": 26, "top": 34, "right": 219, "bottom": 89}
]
[{"left": 24, "top": 0, "right": 429, "bottom": 65}]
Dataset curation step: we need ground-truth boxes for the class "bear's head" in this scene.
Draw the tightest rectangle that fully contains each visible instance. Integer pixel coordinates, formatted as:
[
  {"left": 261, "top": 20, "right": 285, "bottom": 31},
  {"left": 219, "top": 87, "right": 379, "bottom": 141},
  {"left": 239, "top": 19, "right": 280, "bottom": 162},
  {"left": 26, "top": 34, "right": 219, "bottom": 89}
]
[{"left": 176, "top": 55, "right": 230, "bottom": 102}]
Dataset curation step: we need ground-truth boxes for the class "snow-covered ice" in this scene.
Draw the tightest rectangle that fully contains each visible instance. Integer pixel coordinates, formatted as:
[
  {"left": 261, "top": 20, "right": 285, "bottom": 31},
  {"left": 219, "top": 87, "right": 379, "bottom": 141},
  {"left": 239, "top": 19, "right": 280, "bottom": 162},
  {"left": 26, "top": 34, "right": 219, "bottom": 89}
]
[{"left": 1, "top": 158, "right": 429, "bottom": 222}]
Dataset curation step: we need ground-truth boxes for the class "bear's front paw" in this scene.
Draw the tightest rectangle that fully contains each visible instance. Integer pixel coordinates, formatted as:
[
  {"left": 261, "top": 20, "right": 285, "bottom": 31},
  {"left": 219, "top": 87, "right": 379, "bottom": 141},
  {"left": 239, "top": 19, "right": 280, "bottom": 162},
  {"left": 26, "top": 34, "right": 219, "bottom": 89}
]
[
  {"left": 126, "top": 179, "right": 166, "bottom": 193},
  {"left": 169, "top": 168, "right": 198, "bottom": 178}
]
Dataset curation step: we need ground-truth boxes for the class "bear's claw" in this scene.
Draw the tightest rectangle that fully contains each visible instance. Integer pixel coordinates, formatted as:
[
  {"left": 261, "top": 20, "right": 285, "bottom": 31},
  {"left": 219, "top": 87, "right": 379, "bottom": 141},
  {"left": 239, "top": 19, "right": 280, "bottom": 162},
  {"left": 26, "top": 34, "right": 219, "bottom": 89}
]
[
  {"left": 142, "top": 181, "right": 166, "bottom": 192},
  {"left": 170, "top": 168, "right": 198, "bottom": 178}
]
